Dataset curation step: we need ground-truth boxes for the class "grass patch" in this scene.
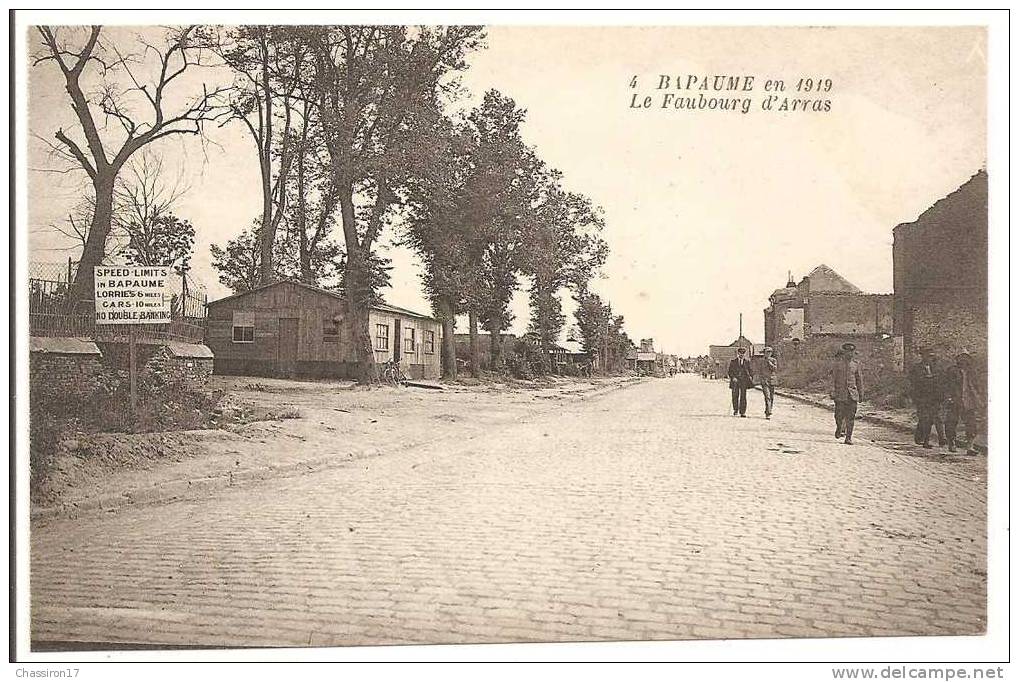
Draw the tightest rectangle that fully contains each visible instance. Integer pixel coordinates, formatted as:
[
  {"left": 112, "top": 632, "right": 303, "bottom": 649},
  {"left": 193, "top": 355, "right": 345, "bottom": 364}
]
[{"left": 267, "top": 407, "right": 302, "bottom": 420}]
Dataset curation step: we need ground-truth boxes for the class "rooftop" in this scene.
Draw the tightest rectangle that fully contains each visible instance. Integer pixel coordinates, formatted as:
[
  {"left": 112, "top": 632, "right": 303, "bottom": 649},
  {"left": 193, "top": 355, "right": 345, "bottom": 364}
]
[{"left": 207, "top": 280, "right": 437, "bottom": 321}]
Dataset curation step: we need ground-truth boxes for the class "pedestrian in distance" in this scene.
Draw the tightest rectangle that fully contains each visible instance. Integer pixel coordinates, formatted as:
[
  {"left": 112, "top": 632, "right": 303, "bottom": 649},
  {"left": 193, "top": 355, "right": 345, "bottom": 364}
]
[
  {"left": 727, "top": 346, "right": 754, "bottom": 418},
  {"left": 943, "top": 351, "right": 983, "bottom": 455},
  {"left": 759, "top": 346, "right": 778, "bottom": 419},
  {"left": 831, "top": 342, "right": 863, "bottom": 445},
  {"left": 908, "top": 347, "right": 946, "bottom": 449}
]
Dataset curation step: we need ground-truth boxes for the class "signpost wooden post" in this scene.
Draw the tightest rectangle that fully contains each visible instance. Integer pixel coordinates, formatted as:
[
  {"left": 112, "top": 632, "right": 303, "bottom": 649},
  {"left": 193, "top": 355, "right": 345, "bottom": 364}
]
[
  {"left": 94, "top": 266, "right": 171, "bottom": 430},
  {"left": 129, "top": 327, "right": 138, "bottom": 418}
]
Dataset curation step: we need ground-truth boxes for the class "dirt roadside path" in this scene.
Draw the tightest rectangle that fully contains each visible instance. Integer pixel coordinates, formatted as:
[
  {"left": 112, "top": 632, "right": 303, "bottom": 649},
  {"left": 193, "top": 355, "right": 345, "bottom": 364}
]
[{"left": 32, "top": 375, "right": 647, "bottom": 521}]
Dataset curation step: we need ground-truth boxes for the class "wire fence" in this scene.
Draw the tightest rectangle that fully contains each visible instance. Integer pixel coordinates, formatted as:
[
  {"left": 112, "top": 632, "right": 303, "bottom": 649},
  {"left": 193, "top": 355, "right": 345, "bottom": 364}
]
[{"left": 28, "top": 260, "right": 208, "bottom": 344}]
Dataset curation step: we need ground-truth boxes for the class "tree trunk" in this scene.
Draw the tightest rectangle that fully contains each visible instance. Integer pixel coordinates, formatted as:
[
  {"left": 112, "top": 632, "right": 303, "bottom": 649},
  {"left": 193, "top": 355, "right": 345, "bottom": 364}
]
[
  {"left": 66, "top": 172, "right": 115, "bottom": 312},
  {"left": 491, "top": 328, "right": 503, "bottom": 371},
  {"left": 338, "top": 187, "right": 376, "bottom": 385},
  {"left": 345, "top": 283, "right": 376, "bottom": 384},
  {"left": 258, "top": 163, "right": 275, "bottom": 285},
  {"left": 468, "top": 309, "right": 480, "bottom": 377},
  {"left": 438, "top": 297, "right": 457, "bottom": 381},
  {"left": 538, "top": 334, "right": 551, "bottom": 375},
  {"left": 295, "top": 141, "right": 312, "bottom": 283}
]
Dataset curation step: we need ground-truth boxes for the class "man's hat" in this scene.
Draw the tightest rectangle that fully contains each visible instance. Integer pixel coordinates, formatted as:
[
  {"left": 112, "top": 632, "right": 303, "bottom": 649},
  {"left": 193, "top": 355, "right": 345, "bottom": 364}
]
[
  {"left": 955, "top": 349, "right": 972, "bottom": 359},
  {"left": 736, "top": 347, "right": 746, "bottom": 354},
  {"left": 763, "top": 346, "right": 773, "bottom": 352},
  {"left": 841, "top": 342, "right": 856, "bottom": 351}
]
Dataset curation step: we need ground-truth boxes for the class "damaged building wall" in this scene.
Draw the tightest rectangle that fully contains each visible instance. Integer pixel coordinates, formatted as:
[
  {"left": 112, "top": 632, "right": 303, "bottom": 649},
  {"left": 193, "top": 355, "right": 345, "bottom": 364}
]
[
  {"left": 764, "top": 265, "right": 893, "bottom": 349},
  {"left": 893, "top": 170, "right": 987, "bottom": 360},
  {"left": 763, "top": 265, "right": 900, "bottom": 390},
  {"left": 806, "top": 293, "right": 893, "bottom": 336}
]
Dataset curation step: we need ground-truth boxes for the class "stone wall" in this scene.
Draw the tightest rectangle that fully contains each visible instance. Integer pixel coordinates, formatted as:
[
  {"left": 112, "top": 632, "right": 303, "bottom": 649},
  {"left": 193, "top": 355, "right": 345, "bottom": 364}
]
[
  {"left": 95, "top": 341, "right": 164, "bottom": 372},
  {"left": 32, "top": 338, "right": 214, "bottom": 400},
  {"left": 144, "top": 345, "right": 214, "bottom": 387},
  {"left": 910, "top": 301, "right": 987, "bottom": 365},
  {"left": 29, "top": 350, "right": 103, "bottom": 400}
]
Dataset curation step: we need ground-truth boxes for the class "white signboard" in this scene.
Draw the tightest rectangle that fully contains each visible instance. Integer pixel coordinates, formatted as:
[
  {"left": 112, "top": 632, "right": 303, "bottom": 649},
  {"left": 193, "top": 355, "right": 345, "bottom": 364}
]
[{"left": 94, "top": 266, "right": 171, "bottom": 324}]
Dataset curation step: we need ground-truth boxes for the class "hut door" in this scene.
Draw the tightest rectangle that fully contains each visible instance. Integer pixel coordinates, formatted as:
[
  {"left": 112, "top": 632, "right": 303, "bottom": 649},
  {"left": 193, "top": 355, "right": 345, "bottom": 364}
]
[
  {"left": 278, "top": 318, "right": 299, "bottom": 377},
  {"left": 393, "top": 319, "right": 402, "bottom": 362}
]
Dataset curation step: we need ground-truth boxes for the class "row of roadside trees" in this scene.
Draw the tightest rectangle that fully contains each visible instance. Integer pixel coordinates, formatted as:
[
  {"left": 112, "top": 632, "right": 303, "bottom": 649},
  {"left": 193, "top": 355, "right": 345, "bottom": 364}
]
[{"left": 35, "top": 24, "right": 637, "bottom": 382}]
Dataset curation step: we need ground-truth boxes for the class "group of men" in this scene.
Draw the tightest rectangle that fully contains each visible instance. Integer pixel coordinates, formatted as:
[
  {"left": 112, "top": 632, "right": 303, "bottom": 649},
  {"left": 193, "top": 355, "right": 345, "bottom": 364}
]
[
  {"left": 725, "top": 345, "right": 777, "bottom": 419},
  {"left": 907, "top": 347, "right": 983, "bottom": 454},
  {"left": 724, "top": 342, "right": 983, "bottom": 453}
]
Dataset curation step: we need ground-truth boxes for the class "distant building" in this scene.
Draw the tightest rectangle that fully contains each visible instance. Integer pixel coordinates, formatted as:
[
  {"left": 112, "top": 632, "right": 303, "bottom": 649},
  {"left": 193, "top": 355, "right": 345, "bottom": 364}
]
[
  {"left": 893, "top": 170, "right": 987, "bottom": 360},
  {"left": 707, "top": 334, "right": 763, "bottom": 379},
  {"left": 206, "top": 280, "right": 441, "bottom": 380},
  {"left": 547, "top": 338, "right": 591, "bottom": 371},
  {"left": 764, "top": 264, "right": 893, "bottom": 347},
  {"left": 762, "top": 265, "right": 899, "bottom": 379},
  {"left": 629, "top": 338, "right": 664, "bottom": 374}
]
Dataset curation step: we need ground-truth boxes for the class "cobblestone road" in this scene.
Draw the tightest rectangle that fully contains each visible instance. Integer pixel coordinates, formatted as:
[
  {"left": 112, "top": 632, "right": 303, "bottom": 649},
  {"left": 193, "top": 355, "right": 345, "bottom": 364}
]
[{"left": 31, "top": 376, "right": 986, "bottom": 648}]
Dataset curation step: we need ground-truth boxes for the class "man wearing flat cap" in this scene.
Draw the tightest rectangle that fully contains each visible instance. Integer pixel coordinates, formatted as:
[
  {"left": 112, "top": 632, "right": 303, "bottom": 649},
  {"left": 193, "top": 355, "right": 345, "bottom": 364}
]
[
  {"left": 943, "top": 350, "right": 983, "bottom": 454},
  {"left": 831, "top": 342, "right": 863, "bottom": 445},
  {"left": 727, "top": 346, "right": 754, "bottom": 417},
  {"left": 759, "top": 346, "right": 778, "bottom": 419}
]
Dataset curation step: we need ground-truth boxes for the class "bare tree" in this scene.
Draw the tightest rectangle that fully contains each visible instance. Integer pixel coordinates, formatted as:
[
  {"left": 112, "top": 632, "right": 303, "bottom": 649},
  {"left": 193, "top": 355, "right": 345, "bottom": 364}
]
[
  {"left": 113, "top": 151, "right": 193, "bottom": 270},
  {"left": 288, "top": 92, "right": 339, "bottom": 285},
  {"left": 34, "top": 25, "right": 230, "bottom": 310}
]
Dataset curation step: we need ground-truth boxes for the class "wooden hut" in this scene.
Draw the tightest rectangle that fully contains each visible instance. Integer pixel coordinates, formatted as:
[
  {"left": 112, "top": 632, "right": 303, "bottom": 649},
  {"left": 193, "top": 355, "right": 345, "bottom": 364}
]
[{"left": 206, "top": 281, "right": 442, "bottom": 380}]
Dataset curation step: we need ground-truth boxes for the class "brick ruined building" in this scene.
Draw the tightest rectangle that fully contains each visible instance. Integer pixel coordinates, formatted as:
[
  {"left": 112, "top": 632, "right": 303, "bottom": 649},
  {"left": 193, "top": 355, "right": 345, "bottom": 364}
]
[
  {"left": 764, "top": 265, "right": 893, "bottom": 347},
  {"left": 762, "top": 265, "right": 898, "bottom": 382},
  {"left": 892, "top": 170, "right": 987, "bottom": 360}
]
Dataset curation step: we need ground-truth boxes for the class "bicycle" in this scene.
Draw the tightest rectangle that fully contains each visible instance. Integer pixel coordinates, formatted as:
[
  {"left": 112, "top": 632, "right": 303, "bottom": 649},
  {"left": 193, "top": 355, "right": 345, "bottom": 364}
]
[{"left": 380, "top": 359, "right": 406, "bottom": 386}]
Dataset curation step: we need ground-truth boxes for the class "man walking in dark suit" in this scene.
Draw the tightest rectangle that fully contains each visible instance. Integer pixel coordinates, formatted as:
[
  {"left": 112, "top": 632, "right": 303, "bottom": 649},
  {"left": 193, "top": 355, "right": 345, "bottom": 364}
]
[
  {"left": 727, "top": 347, "right": 754, "bottom": 418},
  {"left": 831, "top": 342, "right": 863, "bottom": 445},
  {"left": 908, "top": 347, "right": 946, "bottom": 449}
]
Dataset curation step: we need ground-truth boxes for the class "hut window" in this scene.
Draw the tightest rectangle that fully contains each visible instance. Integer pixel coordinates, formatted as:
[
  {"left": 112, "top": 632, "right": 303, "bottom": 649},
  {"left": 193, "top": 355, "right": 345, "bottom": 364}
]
[
  {"left": 323, "top": 318, "right": 340, "bottom": 343},
  {"left": 423, "top": 330, "right": 435, "bottom": 354},
  {"left": 404, "top": 327, "right": 416, "bottom": 352},
  {"left": 232, "top": 311, "right": 255, "bottom": 343},
  {"left": 375, "top": 323, "right": 389, "bottom": 350}
]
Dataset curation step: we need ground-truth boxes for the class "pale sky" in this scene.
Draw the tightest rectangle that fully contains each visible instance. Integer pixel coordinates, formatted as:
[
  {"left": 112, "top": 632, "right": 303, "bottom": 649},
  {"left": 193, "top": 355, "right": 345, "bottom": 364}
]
[{"left": 27, "top": 25, "right": 987, "bottom": 356}]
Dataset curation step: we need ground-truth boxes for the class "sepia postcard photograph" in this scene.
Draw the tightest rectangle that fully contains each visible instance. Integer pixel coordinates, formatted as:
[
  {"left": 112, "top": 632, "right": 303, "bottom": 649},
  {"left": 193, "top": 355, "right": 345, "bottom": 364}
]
[{"left": 8, "top": 8, "right": 1011, "bottom": 672}]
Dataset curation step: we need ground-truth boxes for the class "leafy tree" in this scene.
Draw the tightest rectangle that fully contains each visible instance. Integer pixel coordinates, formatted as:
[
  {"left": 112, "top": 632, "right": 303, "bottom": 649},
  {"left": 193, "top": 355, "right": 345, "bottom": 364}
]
[
  {"left": 211, "top": 218, "right": 348, "bottom": 295},
  {"left": 123, "top": 213, "right": 195, "bottom": 274},
  {"left": 573, "top": 291, "right": 632, "bottom": 374},
  {"left": 304, "top": 25, "right": 485, "bottom": 384},
  {"left": 462, "top": 91, "right": 539, "bottom": 372},
  {"left": 401, "top": 112, "right": 482, "bottom": 379},
  {"left": 210, "top": 227, "right": 262, "bottom": 294},
  {"left": 524, "top": 167, "right": 608, "bottom": 373}
]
